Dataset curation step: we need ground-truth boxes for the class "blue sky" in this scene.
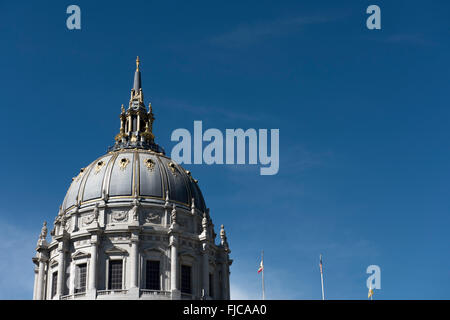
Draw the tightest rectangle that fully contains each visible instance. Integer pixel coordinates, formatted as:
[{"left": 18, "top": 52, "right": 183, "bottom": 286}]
[{"left": 0, "top": 0, "right": 449, "bottom": 299}]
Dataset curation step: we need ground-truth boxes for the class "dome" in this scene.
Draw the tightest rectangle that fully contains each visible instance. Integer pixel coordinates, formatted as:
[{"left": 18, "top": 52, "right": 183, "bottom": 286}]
[
  {"left": 32, "top": 58, "right": 231, "bottom": 301},
  {"left": 62, "top": 149, "right": 206, "bottom": 213}
]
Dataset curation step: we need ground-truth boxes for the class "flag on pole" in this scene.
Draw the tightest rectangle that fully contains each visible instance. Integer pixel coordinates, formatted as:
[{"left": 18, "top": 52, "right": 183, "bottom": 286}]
[
  {"left": 319, "top": 254, "right": 325, "bottom": 300},
  {"left": 319, "top": 254, "right": 323, "bottom": 274},
  {"left": 258, "top": 251, "right": 265, "bottom": 300},
  {"left": 368, "top": 286, "right": 374, "bottom": 299},
  {"left": 257, "top": 260, "right": 264, "bottom": 273}
]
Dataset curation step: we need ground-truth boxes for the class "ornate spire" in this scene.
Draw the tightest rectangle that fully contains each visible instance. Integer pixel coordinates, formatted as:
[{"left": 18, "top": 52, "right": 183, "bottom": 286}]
[
  {"left": 110, "top": 57, "right": 164, "bottom": 154},
  {"left": 37, "top": 221, "right": 48, "bottom": 246},
  {"left": 199, "top": 212, "right": 209, "bottom": 240},
  {"left": 133, "top": 56, "right": 142, "bottom": 94},
  {"left": 171, "top": 204, "right": 177, "bottom": 226},
  {"left": 191, "top": 197, "right": 196, "bottom": 215},
  {"left": 220, "top": 224, "right": 229, "bottom": 251},
  {"left": 202, "top": 213, "right": 208, "bottom": 231}
]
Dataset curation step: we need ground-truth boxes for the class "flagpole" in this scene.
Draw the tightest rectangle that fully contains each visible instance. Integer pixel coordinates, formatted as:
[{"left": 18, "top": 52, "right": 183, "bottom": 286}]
[
  {"left": 320, "top": 254, "right": 325, "bottom": 300},
  {"left": 261, "top": 251, "right": 265, "bottom": 300}
]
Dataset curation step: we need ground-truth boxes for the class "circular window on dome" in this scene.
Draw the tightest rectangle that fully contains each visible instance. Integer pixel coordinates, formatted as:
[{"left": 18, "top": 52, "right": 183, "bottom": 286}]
[
  {"left": 145, "top": 158, "right": 155, "bottom": 172},
  {"left": 74, "top": 167, "right": 86, "bottom": 182},
  {"left": 168, "top": 162, "right": 178, "bottom": 176},
  {"left": 119, "top": 157, "right": 130, "bottom": 171},
  {"left": 94, "top": 161, "right": 105, "bottom": 174}
]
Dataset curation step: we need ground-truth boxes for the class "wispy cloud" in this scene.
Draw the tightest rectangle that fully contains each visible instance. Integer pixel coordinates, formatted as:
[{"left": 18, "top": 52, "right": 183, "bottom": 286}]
[
  {"left": 156, "top": 97, "right": 268, "bottom": 122},
  {"left": 384, "top": 33, "right": 433, "bottom": 46},
  {"left": 0, "top": 220, "right": 36, "bottom": 299},
  {"left": 230, "top": 282, "right": 260, "bottom": 300},
  {"left": 211, "top": 15, "right": 336, "bottom": 48},
  {"left": 230, "top": 255, "right": 313, "bottom": 300}
]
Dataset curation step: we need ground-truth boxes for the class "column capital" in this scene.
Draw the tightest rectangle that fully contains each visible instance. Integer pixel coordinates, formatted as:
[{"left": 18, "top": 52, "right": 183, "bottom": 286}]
[
  {"left": 32, "top": 257, "right": 39, "bottom": 267},
  {"left": 169, "top": 233, "right": 178, "bottom": 247},
  {"left": 38, "top": 253, "right": 49, "bottom": 263},
  {"left": 57, "top": 241, "right": 65, "bottom": 252},
  {"left": 36, "top": 245, "right": 49, "bottom": 259},
  {"left": 54, "top": 229, "right": 70, "bottom": 241},
  {"left": 90, "top": 233, "right": 101, "bottom": 245},
  {"left": 87, "top": 225, "right": 102, "bottom": 234},
  {"left": 130, "top": 233, "right": 140, "bottom": 243}
]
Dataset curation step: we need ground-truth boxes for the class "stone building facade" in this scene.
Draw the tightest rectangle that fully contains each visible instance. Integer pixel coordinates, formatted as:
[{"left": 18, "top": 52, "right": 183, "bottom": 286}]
[{"left": 32, "top": 58, "right": 232, "bottom": 300}]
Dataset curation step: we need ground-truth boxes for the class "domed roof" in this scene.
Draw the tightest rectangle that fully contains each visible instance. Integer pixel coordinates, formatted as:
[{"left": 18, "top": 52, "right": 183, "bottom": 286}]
[
  {"left": 62, "top": 149, "right": 206, "bottom": 213},
  {"left": 61, "top": 57, "right": 206, "bottom": 215}
]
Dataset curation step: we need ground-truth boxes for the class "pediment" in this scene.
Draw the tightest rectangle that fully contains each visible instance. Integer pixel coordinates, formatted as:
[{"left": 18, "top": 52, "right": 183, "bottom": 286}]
[
  {"left": 71, "top": 250, "right": 91, "bottom": 260},
  {"left": 104, "top": 246, "right": 128, "bottom": 256},
  {"left": 49, "top": 259, "right": 59, "bottom": 267},
  {"left": 143, "top": 246, "right": 165, "bottom": 255},
  {"left": 179, "top": 250, "right": 196, "bottom": 260}
]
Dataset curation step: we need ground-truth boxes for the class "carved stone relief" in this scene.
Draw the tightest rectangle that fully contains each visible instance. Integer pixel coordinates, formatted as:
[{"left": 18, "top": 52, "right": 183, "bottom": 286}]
[{"left": 111, "top": 210, "right": 128, "bottom": 222}]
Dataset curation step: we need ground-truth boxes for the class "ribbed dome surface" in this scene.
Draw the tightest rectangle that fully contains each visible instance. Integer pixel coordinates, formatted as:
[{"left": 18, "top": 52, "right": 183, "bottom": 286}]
[{"left": 62, "top": 149, "right": 206, "bottom": 213}]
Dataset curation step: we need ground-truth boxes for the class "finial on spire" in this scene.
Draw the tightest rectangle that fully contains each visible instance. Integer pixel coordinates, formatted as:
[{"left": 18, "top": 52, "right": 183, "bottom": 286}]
[
  {"left": 133, "top": 58, "right": 142, "bottom": 93},
  {"left": 40, "top": 221, "right": 48, "bottom": 239},
  {"left": 37, "top": 221, "right": 48, "bottom": 246},
  {"left": 202, "top": 212, "right": 208, "bottom": 230},
  {"left": 110, "top": 58, "right": 164, "bottom": 154},
  {"left": 171, "top": 204, "right": 177, "bottom": 225},
  {"left": 220, "top": 224, "right": 229, "bottom": 251},
  {"left": 191, "top": 197, "right": 196, "bottom": 215}
]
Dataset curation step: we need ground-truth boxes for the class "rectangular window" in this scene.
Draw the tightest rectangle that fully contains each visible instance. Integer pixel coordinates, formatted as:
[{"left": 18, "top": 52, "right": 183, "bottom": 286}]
[
  {"left": 51, "top": 272, "right": 58, "bottom": 298},
  {"left": 181, "top": 265, "right": 192, "bottom": 294},
  {"left": 145, "top": 260, "right": 160, "bottom": 290},
  {"left": 209, "top": 273, "right": 214, "bottom": 298},
  {"left": 108, "top": 260, "right": 123, "bottom": 290},
  {"left": 75, "top": 263, "right": 87, "bottom": 293}
]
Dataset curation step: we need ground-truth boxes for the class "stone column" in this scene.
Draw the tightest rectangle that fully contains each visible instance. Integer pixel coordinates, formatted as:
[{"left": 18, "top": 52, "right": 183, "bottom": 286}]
[
  {"left": 130, "top": 234, "right": 139, "bottom": 288},
  {"left": 226, "top": 258, "right": 231, "bottom": 300},
  {"left": 88, "top": 235, "right": 98, "bottom": 292},
  {"left": 72, "top": 214, "right": 79, "bottom": 232},
  {"left": 69, "top": 262, "right": 76, "bottom": 295},
  {"left": 170, "top": 234, "right": 178, "bottom": 292},
  {"left": 221, "top": 261, "right": 228, "bottom": 300},
  {"left": 57, "top": 244, "right": 65, "bottom": 298},
  {"left": 36, "top": 257, "right": 47, "bottom": 300},
  {"left": 54, "top": 231, "right": 69, "bottom": 299},
  {"left": 202, "top": 243, "right": 209, "bottom": 298},
  {"left": 32, "top": 259, "right": 39, "bottom": 300},
  {"left": 168, "top": 205, "right": 180, "bottom": 299}
]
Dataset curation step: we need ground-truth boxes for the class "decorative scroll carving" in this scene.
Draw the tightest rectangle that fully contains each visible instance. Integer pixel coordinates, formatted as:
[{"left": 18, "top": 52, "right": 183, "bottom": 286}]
[
  {"left": 145, "top": 212, "right": 161, "bottom": 224},
  {"left": 82, "top": 214, "right": 95, "bottom": 226},
  {"left": 111, "top": 210, "right": 128, "bottom": 222}
]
